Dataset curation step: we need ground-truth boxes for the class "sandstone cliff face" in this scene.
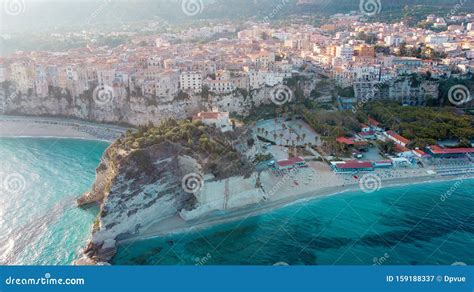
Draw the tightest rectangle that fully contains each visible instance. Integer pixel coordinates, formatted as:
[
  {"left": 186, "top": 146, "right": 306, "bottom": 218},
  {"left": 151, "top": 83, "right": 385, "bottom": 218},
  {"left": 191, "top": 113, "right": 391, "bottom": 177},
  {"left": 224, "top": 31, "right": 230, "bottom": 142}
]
[
  {"left": 2, "top": 90, "right": 200, "bottom": 126},
  {"left": 1, "top": 78, "right": 318, "bottom": 126},
  {"left": 74, "top": 121, "right": 255, "bottom": 264},
  {"left": 77, "top": 141, "right": 197, "bottom": 263}
]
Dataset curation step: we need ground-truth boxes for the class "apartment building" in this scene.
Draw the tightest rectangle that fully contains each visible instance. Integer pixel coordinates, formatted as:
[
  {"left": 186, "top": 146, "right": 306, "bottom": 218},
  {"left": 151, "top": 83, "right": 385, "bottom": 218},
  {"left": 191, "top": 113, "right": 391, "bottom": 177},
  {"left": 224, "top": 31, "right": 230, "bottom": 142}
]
[{"left": 180, "top": 71, "right": 202, "bottom": 92}]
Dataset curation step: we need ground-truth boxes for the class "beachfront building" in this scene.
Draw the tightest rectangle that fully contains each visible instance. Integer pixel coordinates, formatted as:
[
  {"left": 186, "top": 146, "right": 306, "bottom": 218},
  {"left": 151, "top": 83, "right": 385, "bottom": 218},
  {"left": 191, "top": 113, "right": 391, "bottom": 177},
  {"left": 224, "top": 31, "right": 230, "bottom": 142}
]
[
  {"left": 413, "top": 149, "right": 431, "bottom": 159},
  {"left": 373, "top": 160, "right": 393, "bottom": 168},
  {"left": 390, "top": 157, "right": 411, "bottom": 167},
  {"left": 331, "top": 161, "right": 374, "bottom": 173},
  {"left": 426, "top": 145, "right": 474, "bottom": 158},
  {"left": 275, "top": 157, "right": 307, "bottom": 172}
]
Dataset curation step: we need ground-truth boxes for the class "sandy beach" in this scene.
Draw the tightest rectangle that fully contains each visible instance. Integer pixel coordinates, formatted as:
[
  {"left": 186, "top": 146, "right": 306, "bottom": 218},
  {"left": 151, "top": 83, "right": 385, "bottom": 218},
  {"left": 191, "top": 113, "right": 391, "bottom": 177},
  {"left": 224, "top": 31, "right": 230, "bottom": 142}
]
[
  {"left": 122, "top": 167, "right": 474, "bottom": 244},
  {"left": 0, "top": 115, "right": 128, "bottom": 142}
]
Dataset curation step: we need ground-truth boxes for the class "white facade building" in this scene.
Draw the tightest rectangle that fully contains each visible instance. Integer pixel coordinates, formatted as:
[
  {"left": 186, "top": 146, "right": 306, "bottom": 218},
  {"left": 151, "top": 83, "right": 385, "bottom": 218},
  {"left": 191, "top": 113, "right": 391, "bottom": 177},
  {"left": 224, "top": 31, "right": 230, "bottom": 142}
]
[{"left": 180, "top": 71, "right": 202, "bottom": 92}]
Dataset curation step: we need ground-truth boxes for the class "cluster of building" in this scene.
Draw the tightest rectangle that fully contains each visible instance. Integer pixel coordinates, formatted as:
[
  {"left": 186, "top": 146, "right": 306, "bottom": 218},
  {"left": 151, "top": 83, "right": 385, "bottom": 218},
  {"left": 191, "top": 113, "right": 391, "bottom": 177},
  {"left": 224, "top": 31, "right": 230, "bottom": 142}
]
[
  {"left": 333, "top": 117, "right": 474, "bottom": 173},
  {"left": 2, "top": 11, "right": 474, "bottom": 109},
  {"left": 0, "top": 23, "right": 296, "bottom": 103},
  {"left": 317, "top": 13, "right": 474, "bottom": 106}
]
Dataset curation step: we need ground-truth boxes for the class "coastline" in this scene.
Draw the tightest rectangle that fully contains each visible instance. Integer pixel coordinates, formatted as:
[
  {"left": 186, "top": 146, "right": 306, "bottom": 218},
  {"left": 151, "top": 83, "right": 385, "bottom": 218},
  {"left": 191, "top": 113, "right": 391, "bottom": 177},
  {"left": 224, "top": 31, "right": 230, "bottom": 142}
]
[
  {"left": 120, "top": 173, "right": 474, "bottom": 244},
  {"left": 0, "top": 115, "right": 128, "bottom": 142}
]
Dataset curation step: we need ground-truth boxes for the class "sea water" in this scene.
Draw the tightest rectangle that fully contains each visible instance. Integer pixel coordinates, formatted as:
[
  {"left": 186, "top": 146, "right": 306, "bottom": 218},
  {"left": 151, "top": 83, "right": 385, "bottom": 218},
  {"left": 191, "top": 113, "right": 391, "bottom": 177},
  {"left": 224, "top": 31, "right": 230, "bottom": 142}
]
[
  {"left": 113, "top": 179, "right": 474, "bottom": 265},
  {"left": 1, "top": 137, "right": 473, "bottom": 266},
  {"left": 0, "top": 138, "right": 108, "bottom": 265}
]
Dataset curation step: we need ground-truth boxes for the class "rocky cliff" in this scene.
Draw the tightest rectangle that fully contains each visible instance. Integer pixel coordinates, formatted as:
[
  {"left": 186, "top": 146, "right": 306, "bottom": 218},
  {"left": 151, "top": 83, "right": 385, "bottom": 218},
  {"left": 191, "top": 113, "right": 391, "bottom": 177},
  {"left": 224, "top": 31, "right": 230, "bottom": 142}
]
[
  {"left": 74, "top": 119, "right": 255, "bottom": 264},
  {"left": 1, "top": 76, "right": 319, "bottom": 126}
]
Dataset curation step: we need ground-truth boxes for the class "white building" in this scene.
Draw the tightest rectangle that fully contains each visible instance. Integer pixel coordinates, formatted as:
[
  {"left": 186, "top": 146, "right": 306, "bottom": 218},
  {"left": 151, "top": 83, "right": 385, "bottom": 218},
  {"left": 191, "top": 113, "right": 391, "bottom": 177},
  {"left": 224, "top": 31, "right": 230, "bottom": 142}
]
[
  {"left": 192, "top": 111, "right": 232, "bottom": 132},
  {"left": 425, "top": 35, "right": 449, "bottom": 46},
  {"left": 248, "top": 70, "right": 266, "bottom": 90},
  {"left": 384, "top": 35, "right": 404, "bottom": 47},
  {"left": 180, "top": 71, "right": 202, "bottom": 92},
  {"left": 335, "top": 45, "right": 354, "bottom": 62},
  {"left": 10, "top": 62, "right": 34, "bottom": 93}
]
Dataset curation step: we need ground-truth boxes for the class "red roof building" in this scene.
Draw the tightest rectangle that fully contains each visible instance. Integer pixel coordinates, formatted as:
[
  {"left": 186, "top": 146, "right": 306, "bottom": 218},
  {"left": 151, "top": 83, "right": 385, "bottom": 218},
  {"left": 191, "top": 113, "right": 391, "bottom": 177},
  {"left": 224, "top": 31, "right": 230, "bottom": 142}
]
[
  {"left": 428, "top": 145, "right": 474, "bottom": 155},
  {"left": 276, "top": 157, "right": 307, "bottom": 170},
  {"left": 336, "top": 137, "right": 355, "bottom": 145},
  {"left": 331, "top": 161, "right": 374, "bottom": 172},
  {"left": 413, "top": 149, "right": 431, "bottom": 158},
  {"left": 386, "top": 130, "right": 410, "bottom": 147},
  {"left": 394, "top": 144, "right": 410, "bottom": 153},
  {"left": 368, "top": 117, "right": 381, "bottom": 127}
]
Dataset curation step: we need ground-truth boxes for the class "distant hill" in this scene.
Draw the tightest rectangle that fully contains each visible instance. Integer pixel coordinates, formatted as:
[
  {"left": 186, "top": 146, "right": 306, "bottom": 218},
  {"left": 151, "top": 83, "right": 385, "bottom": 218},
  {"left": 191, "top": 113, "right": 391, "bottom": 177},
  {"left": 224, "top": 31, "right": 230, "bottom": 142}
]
[{"left": 1, "top": 0, "right": 473, "bottom": 32}]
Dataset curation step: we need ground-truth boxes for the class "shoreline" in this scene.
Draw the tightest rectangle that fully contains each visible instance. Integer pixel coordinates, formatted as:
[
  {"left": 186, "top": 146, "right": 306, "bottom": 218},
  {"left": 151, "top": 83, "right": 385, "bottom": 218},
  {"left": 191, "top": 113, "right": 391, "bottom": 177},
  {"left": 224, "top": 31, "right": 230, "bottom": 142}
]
[
  {"left": 0, "top": 115, "right": 128, "bottom": 142},
  {"left": 119, "top": 173, "right": 474, "bottom": 245}
]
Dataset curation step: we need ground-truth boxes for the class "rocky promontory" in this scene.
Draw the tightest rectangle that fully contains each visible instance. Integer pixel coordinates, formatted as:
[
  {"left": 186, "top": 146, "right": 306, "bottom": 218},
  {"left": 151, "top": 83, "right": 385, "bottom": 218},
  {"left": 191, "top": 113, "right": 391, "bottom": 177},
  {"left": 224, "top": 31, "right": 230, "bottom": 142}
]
[{"left": 75, "top": 119, "right": 256, "bottom": 264}]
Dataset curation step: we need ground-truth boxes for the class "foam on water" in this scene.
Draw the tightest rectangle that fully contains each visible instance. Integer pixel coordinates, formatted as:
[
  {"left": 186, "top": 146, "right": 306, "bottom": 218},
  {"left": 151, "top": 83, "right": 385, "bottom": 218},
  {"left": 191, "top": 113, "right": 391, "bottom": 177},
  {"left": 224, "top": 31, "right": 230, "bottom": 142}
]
[
  {"left": 0, "top": 138, "right": 107, "bottom": 265},
  {"left": 1, "top": 137, "right": 473, "bottom": 266}
]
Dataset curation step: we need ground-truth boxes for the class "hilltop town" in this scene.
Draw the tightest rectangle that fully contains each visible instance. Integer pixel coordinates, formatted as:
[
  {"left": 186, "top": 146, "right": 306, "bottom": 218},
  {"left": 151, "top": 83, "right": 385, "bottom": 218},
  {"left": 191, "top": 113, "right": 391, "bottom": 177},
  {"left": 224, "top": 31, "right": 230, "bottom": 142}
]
[{"left": 2, "top": 0, "right": 474, "bottom": 266}]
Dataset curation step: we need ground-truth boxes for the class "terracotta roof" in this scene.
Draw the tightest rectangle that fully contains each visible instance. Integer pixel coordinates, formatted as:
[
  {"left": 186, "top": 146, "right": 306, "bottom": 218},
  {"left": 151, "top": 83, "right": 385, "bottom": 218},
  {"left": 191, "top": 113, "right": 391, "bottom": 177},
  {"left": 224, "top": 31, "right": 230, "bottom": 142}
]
[
  {"left": 335, "top": 161, "right": 373, "bottom": 169},
  {"left": 277, "top": 157, "right": 305, "bottom": 167},
  {"left": 413, "top": 149, "right": 429, "bottom": 157},
  {"left": 196, "top": 112, "right": 220, "bottom": 120},
  {"left": 429, "top": 145, "right": 474, "bottom": 155},
  {"left": 386, "top": 130, "right": 410, "bottom": 145},
  {"left": 368, "top": 117, "right": 381, "bottom": 127},
  {"left": 336, "top": 137, "right": 355, "bottom": 145},
  {"left": 394, "top": 144, "right": 410, "bottom": 153}
]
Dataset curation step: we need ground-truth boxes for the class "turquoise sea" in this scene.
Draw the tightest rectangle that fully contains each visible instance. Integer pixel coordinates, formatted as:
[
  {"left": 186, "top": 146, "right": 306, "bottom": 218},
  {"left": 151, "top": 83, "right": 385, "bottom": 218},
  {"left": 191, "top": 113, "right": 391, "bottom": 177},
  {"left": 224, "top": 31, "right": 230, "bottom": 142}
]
[
  {"left": 113, "top": 178, "right": 474, "bottom": 265},
  {"left": 1, "top": 138, "right": 473, "bottom": 265},
  {"left": 0, "top": 138, "right": 108, "bottom": 265}
]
